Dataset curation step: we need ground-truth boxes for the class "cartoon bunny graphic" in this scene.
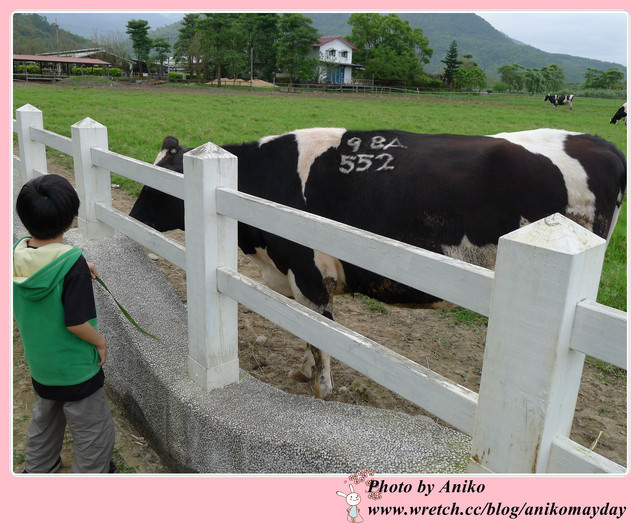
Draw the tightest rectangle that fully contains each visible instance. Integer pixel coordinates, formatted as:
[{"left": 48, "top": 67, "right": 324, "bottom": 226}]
[{"left": 336, "top": 484, "right": 364, "bottom": 522}]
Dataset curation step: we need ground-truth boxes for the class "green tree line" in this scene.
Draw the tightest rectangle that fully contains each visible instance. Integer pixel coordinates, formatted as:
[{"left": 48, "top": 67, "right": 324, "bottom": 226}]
[
  {"left": 495, "top": 62, "right": 625, "bottom": 93},
  {"left": 149, "top": 12, "right": 624, "bottom": 92}
]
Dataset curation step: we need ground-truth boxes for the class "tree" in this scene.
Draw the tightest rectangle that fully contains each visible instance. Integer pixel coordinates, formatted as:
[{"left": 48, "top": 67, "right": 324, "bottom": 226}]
[
  {"left": 193, "top": 13, "right": 251, "bottom": 85},
  {"left": 348, "top": 13, "right": 433, "bottom": 86},
  {"left": 196, "top": 14, "right": 227, "bottom": 83},
  {"left": 583, "top": 67, "right": 625, "bottom": 89},
  {"left": 126, "top": 19, "right": 152, "bottom": 75},
  {"left": 604, "top": 68, "right": 626, "bottom": 89},
  {"left": 225, "top": 16, "right": 250, "bottom": 82},
  {"left": 275, "top": 14, "right": 319, "bottom": 87},
  {"left": 453, "top": 54, "right": 486, "bottom": 90},
  {"left": 441, "top": 40, "right": 462, "bottom": 88},
  {"left": 540, "top": 64, "right": 566, "bottom": 92},
  {"left": 497, "top": 63, "right": 567, "bottom": 93},
  {"left": 497, "top": 63, "right": 525, "bottom": 92},
  {"left": 152, "top": 38, "right": 171, "bottom": 79},
  {"left": 174, "top": 13, "right": 201, "bottom": 80},
  {"left": 241, "top": 13, "right": 280, "bottom": 83},
  {"left": 524, "top": 68, "right": 544, "bottom": 93}
]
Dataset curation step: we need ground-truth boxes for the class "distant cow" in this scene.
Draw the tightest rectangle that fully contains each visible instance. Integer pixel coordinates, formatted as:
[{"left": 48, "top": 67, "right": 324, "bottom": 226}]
[
  {"left": 130, "top": 128, "right": 626, "bottom": 399},
  {"left": 610, "top": 103, "right": 627, "bottom": 125},
  {"left": 544, "top": 94, "right": 575, "bottom": 109}
]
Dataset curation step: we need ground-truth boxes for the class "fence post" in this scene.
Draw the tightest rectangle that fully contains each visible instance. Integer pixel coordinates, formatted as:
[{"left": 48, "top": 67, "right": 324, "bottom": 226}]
[
  {"left": 70, "top": 117, "right": 113, "bottom": 239},
  {"left": 15, "top": 104, "right": 48, "bottom": 185},
  {"left": 468, "top": 213, "right": 607, "bottom": 473},
  {"left": 183, "top": 143, "right": 239, "bottom": 391}
]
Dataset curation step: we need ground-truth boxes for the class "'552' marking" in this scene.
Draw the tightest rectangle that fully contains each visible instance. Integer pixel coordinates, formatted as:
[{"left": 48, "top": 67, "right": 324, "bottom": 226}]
[{"left": 339, "top": 153, "right": 395, "bottom": 174}]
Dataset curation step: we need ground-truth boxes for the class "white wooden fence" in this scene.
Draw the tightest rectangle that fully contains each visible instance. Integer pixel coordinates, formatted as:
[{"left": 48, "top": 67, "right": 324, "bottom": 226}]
[{"left": 13, "top": 104, "right": 627, "bottom": 474}]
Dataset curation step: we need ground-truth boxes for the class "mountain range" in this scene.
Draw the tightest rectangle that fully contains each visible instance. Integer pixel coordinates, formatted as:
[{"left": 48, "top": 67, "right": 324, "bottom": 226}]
[{"left": 15, "top": 12, "right": 626, "bottom": 85}]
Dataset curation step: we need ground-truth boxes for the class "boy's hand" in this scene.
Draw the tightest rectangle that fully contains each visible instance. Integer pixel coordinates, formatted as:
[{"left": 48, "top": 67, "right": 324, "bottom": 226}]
[
  {"left": 96, "top": 337, "right": 108, "bottom": 366},
  {"left": 67, "top": 323, "right": 108, "bottom": 365},
  {"left": 87, "top": 261, "right": 98, "bottom": 280}
]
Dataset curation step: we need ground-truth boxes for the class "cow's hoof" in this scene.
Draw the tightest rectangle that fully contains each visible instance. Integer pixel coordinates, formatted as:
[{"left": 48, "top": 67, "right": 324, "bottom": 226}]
[
  {"left": 313, "top": 387, "right": 333, "bottom": 401},
  {"left": 313, "top": 380, "right": 333, "bottom": 400},
  {"left": 288, "top": 369, "right": 312, "bottom": 383}
]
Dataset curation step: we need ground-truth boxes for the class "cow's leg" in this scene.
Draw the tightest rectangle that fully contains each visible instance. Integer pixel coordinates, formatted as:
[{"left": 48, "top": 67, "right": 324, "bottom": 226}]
[
  {"left": 309, "top": 344, "right": 333, "bottom": 399},
  {"left": 288, "top": 348, "right": 315, "bottom": 383},
  {"left": 286, "top": 271, "right": 337, "bottom": 399},
  {"left": 289, "top": 339, "right": 335, "bottom": 400},
  {"left": 288, "top": 343, "right": 333, "bottom": 400}
]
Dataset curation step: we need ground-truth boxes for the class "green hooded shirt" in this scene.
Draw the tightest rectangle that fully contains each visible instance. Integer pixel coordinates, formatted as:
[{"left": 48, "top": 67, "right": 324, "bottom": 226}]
[{"left": 13, "top": 237, "right": 101, "bottom": 386}]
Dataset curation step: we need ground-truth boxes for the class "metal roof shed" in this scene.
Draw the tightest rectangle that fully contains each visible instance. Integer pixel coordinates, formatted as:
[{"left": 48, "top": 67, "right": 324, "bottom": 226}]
[{"left": 13, "top": 54, "right": 111, "bottom": 80}]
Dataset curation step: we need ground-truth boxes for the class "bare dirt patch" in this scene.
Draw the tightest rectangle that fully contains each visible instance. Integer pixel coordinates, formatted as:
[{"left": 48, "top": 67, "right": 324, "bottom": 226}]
[{"left": 12, "top": 154, "right": 627, "bottom": 474}]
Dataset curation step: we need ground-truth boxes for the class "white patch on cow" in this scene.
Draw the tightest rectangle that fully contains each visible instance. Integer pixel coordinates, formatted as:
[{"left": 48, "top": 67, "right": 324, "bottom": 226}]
[
  {"left": 154, "top": 149, "right": 168, "bottom": 165},
  {"left": 489, "top": 129, "right": 596, "bottom": 227},
  {"left": 442, "top": 235, "right": 498, "bottom": 269},
  {"left": 294, "top": 128, "right": 346, "bottom": 198},
  {"left": 249, "top": 248, "right": 293, "bottom": 297},
  {"left": 258, "top": 134, "right": 281, "bottom": 146},
  {"left": 258, "top": 128, "right": 346, "bottom": 199},
  {"left": 313, "top": 251, "right": 347, "bottom": 293}
]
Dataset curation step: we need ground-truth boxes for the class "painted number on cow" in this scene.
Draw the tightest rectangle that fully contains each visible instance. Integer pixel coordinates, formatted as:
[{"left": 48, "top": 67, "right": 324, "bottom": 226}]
[{"left": 339, "top": 136, "right": 407, "bottom": 174}]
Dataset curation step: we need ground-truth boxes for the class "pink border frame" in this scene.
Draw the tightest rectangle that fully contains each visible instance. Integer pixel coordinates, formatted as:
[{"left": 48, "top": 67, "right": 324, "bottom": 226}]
[{"left": 5, "top": 4, "right": 634, "bottom": 523}]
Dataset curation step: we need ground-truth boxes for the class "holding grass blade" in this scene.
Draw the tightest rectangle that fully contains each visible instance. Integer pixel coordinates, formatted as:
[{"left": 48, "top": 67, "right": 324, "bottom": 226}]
[{"left": 95, "top": 275, "right": 157, "bottom": 339}]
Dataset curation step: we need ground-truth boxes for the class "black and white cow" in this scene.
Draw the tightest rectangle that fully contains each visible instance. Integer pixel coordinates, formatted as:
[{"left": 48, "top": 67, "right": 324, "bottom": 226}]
[
  {"left": 610, "top": 103, "right": 627, "bottom": 125},
  {"left": 130, "top": 128, "right": 626, "bottom": 399},
  {"left": 544, "top": 94, "right": 575, "bottom": 110}
]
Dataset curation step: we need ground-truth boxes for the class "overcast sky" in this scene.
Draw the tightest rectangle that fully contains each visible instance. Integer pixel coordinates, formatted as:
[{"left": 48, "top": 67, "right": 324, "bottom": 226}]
[{"left": 476, "top": 11, "right": 628, "bottom": 65}]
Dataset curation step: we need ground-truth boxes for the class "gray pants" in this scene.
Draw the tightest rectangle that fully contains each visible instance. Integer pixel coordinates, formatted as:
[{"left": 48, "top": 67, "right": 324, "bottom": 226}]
[{"left": 25, "top": 387, "right": 115, "bottom": 473}]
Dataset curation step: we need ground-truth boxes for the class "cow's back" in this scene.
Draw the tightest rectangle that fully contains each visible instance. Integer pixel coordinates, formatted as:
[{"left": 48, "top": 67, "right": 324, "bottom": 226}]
[
  {"left": 226, "top": 128, "right": 624, "bottom": 303},
  {"left": 303, "top": 129, "right": 568, "bottom": 250}
]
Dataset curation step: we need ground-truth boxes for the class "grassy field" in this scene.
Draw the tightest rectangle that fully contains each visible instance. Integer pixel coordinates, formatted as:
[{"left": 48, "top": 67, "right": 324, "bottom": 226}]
[{"left": 12, "top": 82, "right": 627, "bottom": 310}]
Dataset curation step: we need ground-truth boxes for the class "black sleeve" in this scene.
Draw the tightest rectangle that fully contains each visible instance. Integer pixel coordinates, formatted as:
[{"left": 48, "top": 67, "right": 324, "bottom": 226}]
[{"left": 62, "top": 255, "right": 97, "bottom": 327}]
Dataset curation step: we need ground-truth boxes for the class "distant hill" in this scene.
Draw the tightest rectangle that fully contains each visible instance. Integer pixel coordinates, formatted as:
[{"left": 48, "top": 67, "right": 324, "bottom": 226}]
[
  {"left": 15, "top": 12, "right": 626, "bottom": 86},
  {"left": 309, "top": 13, "right": 626, "bottom": 84},
  {"left": 13, "top": 13, "right": 94, "bottom": 54},
  {"left": 41, "top": 12, "right": 182, "bottom": 39}
]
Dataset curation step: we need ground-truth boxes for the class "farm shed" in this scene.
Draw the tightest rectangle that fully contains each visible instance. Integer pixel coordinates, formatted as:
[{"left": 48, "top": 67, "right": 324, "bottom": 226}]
[{"left": 13, "top": 53, "right": 111, "bottom": 80}]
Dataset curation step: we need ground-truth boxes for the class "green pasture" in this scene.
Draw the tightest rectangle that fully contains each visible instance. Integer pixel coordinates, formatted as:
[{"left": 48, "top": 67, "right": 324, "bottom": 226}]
[{"left": 12, "top": 83, "right": 627, "bottom": 310}]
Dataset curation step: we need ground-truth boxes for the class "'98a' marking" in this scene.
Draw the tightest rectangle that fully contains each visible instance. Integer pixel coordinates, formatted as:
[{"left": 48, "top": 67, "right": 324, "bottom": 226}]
[{"left": 340, "top": 135, "right": 407, "bottom": 174}]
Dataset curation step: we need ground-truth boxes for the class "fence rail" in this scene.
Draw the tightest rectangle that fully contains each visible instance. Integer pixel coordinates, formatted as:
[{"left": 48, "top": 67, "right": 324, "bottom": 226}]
[
  {"left": 571, "top": 300, "right": 628, "bottom": 368},
  {"left": 13, "top": 103, "right": 627, "bottom": 474},
  {"left": 216, "top": 187, "right": 495, "bottom": 316}
]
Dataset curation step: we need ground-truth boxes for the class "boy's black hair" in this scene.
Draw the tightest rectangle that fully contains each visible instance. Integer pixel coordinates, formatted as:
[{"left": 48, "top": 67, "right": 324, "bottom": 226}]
[{"left": 16, "top": 174, "right": 80, "bottom": 240}]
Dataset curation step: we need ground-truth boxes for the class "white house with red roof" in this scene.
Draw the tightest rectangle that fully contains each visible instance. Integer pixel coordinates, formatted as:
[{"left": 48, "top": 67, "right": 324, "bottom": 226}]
[{"left": 313, "top": 36, "right": 360, "bottom": 85}]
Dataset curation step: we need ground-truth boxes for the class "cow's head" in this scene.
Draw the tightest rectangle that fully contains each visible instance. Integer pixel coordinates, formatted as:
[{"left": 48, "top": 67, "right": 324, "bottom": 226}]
[
  {"left": 129, "top": 136, "right": 190, "bottom": 231},
  {"left": 544, "top": 94, "right": 551, "bottom": 101}
]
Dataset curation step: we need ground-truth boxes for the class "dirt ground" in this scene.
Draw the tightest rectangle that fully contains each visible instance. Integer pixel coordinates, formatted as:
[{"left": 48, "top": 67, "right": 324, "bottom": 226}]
[{"left": 12, "top": 149, "right": 627, "bottom": 474}]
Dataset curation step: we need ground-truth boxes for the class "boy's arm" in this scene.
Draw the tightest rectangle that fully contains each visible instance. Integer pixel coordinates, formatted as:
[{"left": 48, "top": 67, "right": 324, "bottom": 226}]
[{"left": 67, "top": 322, "right": 108, "bottom": 366}]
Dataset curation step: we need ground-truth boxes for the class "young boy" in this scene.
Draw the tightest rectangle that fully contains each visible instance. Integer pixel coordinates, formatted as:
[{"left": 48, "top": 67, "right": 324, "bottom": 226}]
[{"left": 13, "top": 174, "right": 115, "bottom": 473}]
